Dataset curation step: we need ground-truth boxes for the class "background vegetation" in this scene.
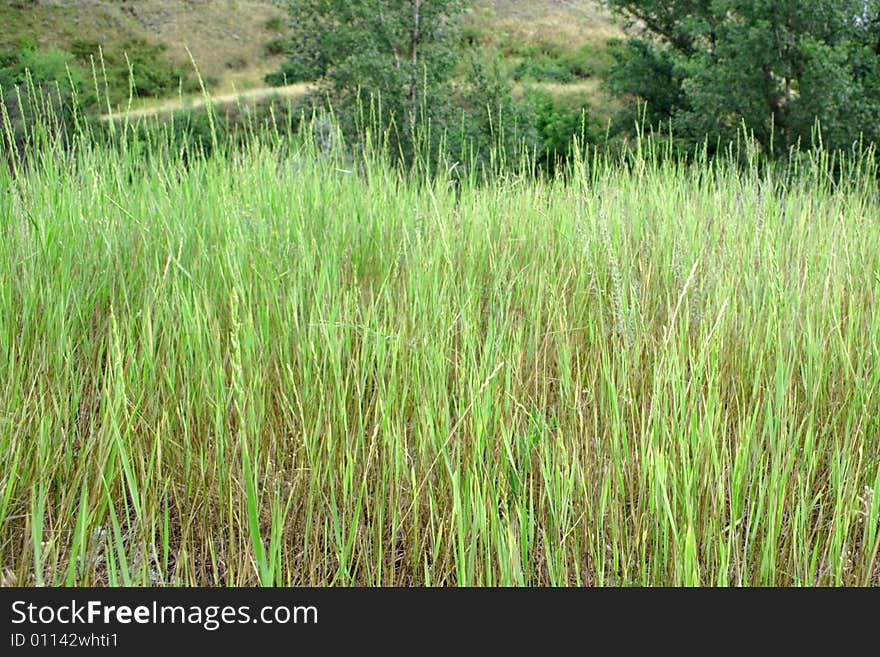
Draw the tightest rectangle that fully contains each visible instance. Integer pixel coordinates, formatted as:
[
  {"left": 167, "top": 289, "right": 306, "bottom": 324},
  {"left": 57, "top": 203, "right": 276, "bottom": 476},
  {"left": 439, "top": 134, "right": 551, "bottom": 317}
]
[
  {"left": 606, "top": 0, "right": 880, "bottom": 155},
  {"left": 5, "top": 1, "right": 880, "bottom": 168}
]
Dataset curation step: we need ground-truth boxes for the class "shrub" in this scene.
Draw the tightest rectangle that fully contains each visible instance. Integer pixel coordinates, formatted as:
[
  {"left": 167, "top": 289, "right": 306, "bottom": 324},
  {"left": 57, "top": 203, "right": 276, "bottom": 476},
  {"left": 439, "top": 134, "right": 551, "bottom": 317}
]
[
  {"left": 512, "top": 55, "right": 576, "bottom": 84},
  {"left": 525, "top": 87, "right": 597, "bottom": 170},
  {"left": 264, "top": 16, "right": 284, "bottom": 32},
  {"left": 64, "top": 39, "right": 196, "bottom": 104},
  {"left": 1, "top": 47, "right": 85, "bottom": 162},
  {"left": 264, "top": 37, "right": 286, "bottom": 57}
]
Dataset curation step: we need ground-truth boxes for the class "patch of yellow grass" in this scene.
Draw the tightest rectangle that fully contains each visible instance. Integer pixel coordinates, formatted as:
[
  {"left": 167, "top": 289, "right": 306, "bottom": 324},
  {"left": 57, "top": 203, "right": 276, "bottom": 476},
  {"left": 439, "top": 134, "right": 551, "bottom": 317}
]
[
  {"left": 102, "top": 82, "right": 313, "bottom": 121},
  {"left": 469, "top": 0, "right": 624, "bottom": 52},
  {"left": 513, "top": 79, "right": 624, "bottom": 122},
  {"left": 128, "top": 0, "right": 286, "bottom": 87}
]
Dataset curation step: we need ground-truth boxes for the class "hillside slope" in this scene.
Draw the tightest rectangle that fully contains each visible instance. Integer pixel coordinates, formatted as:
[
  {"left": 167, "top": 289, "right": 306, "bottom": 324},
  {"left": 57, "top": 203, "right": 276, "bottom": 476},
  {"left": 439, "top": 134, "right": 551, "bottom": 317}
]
[
  {"left": 1, "top": 0, "right": 286, "bottom": 92},
  {"left": 3, "top": 1, "right": 622, "bottom": 86},
  {"left": 4, "top": 0, "right": 625, "bottom": 123}
]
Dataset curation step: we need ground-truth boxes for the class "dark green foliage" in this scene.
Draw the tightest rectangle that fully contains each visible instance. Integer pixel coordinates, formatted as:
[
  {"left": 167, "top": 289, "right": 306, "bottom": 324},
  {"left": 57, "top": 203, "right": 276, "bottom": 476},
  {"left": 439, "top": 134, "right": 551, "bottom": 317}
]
[
  {"left": 2, "top": 39, "right": 195, "bottom": 112},
  {"left": 526, "top": 88, "right": 597, "bottom": 171},
  {"left": 510, "top": 43, "right": 609, "bottom": 84},
  {"left": 264, "top": 55, "right": 315, "bottom": 85},
  {"left": 513, "top": 54, "right": 578, "bottom": 84},
  {"left": 68, "top": 38, "right": 196, "bottom": 104},
  {"left": 263, "top": 37, "right": 287, "bottom": 57},
  {"left": 0, "top": 47, "right": 84, "bottom": 160},
  {"left": 1, "top": 40, "right": 196, "bottom": 163},
  {"left": 282, "top": 1, "right": 462, "bottom": 114},
  {"left": 453, "top": 55, "right": 540, "bottom": 171},
  {"left": 605, "top": 0, "right": 880, "bottom": 155},
  {"left": 607, "top": 38, "right": 685, "bottom": 132}
]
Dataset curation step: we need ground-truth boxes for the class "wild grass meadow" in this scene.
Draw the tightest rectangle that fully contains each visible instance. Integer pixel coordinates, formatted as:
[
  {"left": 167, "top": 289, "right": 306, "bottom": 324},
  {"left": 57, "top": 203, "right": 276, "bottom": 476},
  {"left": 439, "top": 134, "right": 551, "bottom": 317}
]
[{"left": 1, "top": 105, "right": 879, "bottom": 586}]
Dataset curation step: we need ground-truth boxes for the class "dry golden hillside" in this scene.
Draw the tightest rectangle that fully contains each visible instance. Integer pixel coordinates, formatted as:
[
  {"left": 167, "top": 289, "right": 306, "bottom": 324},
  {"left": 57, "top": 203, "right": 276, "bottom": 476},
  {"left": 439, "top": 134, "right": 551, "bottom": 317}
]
[
  {"left": 3, "top": 1, "right": 622, "bottom": 90},
  {"left": 1, "top": 0, "right": 287, "bottom": 91}
]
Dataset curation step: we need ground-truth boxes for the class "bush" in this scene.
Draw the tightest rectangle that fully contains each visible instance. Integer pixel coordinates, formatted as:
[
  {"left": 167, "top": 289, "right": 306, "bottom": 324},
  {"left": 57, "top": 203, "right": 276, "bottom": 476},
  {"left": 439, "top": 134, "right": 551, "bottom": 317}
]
[
  {"left": 510, "top": 43, "right": 605, "bottom": 84},
  {"left": 264, "top": 58, "right": 316, "bottom": 86},
  {"left": 264, "top": 17, "right": 284, "bottom": 32},
  {"left": 525, "top": 88, "right": 597, "bottom": 171},
  {"left": 1, "top": 47, "right": 85, "bottom": 162},
  {"left": 264, "top": 37, "right": 286, "bottom": 57},
  {"left": 512, "top": 55, "right": 576, "bottom": 84},
  {"left": 66, "top": 39, "right": 196, "bottom": 104}
]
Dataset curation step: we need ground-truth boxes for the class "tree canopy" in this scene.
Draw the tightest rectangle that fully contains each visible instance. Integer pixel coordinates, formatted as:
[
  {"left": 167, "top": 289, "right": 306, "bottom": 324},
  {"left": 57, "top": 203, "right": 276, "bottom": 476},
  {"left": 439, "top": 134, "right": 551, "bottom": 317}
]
[
  {"left": 273, "top": 1, "right": 463, "bottom": 142},
  {"left": 606, "top": 0, "right": 880, "bottom": 154}
]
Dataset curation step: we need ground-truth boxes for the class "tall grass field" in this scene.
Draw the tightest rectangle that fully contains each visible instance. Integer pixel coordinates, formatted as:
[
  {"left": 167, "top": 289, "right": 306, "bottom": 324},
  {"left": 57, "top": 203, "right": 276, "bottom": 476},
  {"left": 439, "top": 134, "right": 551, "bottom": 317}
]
[{"left": 1, "top": 112, "right": 879, "bottom": 586}]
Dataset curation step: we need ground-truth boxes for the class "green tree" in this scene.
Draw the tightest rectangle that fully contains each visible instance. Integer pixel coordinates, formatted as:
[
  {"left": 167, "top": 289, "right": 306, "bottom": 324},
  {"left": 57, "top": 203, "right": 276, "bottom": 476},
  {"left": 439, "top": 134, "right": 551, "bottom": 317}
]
[
  {"left": 271, "top": 0, "right": 465, "bottom": 160},
  {"left": 606, "top": 0, "right": 880, "bottom": 154}
]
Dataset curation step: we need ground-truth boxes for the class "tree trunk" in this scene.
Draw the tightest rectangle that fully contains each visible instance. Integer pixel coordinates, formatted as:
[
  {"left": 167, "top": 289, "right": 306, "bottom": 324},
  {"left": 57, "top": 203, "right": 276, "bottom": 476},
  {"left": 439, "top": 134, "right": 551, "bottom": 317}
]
[
  {"left": 410, "top": 0, "right": 421, "bottom": 130},
  {"left": 764, "top": 65, "right": 788, "bottom": 152}
]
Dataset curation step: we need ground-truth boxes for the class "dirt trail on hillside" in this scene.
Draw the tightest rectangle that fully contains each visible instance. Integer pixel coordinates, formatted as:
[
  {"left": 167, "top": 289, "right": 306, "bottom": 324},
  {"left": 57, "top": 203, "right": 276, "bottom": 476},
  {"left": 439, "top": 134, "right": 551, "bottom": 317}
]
[{"left": 102, "top": 83, "right": 313, "bottom": 121}]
